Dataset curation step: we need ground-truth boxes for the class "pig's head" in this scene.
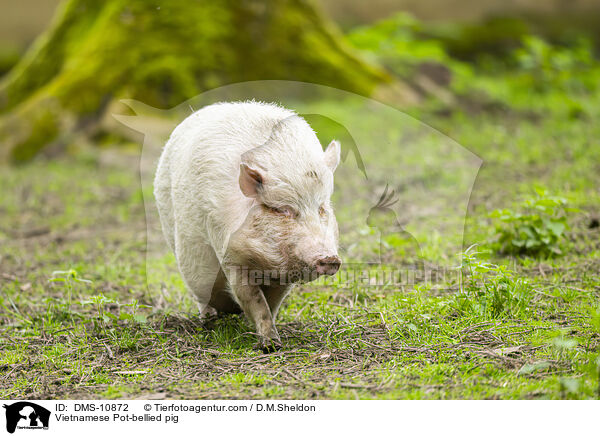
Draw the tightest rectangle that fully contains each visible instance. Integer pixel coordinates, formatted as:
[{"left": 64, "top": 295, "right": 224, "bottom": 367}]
[{"left": 237, "top": 115, "right": 341, "bottom": 282}]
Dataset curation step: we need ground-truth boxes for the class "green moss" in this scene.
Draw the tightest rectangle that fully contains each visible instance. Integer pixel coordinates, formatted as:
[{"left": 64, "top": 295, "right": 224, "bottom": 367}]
[
  {"left": 0, "top": 0, "right": 106, "bottom": 112},
  {"left": 0, "top": 45, "right": 21, "bottom": 77},
  {"left": 10, "top": 109, "right": 59, "bottom": 163}
]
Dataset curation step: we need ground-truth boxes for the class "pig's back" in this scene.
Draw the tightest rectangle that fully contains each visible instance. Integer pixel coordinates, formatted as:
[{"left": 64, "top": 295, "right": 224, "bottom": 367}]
[
  {"left": 155, "top": 101, "right": 298, "bottom": 248},
  {"left": 169, "top": 101, "right": 295, "bottom": 161}
]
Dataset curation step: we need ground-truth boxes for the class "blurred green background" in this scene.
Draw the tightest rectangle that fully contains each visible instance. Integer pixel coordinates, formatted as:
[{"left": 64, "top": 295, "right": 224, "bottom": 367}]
[
  {"left": 3, "top": 0, "right": 600, "bottom": 46},
  {"left": 1, "top": 0, "right": 599, "bottom": 161}
]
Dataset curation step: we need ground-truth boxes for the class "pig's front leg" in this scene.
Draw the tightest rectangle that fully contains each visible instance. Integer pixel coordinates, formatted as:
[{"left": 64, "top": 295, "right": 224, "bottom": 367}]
[{"left": 232, "top": 282, "right": 282, "bottom": 353}]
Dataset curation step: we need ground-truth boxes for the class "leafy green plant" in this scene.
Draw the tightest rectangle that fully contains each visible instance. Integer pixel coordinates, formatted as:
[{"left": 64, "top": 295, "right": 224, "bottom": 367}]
[
  {"left": 79, "top": 294, "right": 150, "bottom": 328},
  {"left": 489, "top": 188, "right": 574, "bottom": 257},
  {"left": 45, "top": 269, "right": 93, "bottom": 323},
  {"left": 347, "top": 12, "right": 453, "bottom": 78},
  {"left": 514, "top": 36, "right": 595, "bottom": 92},
  {"left": 49, "top": 269, "right": 93, "bottom": 287},
  {"left": 449, "top": 245, "right": 533, "bottom": 319}
]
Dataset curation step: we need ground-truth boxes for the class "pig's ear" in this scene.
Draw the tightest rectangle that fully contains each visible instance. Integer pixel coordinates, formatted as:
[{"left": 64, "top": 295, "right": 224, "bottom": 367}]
[
  {"left": 239, "top": 163, "right": 264, "bottom": 198},
  {"left": 324, "top": 140, "right": 341, "bottom": 172}
]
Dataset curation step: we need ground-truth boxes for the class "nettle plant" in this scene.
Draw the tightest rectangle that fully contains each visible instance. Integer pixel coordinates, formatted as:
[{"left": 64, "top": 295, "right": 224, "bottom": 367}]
[{"left": 489, "top": 188, "right": 574, "bottom": 257}]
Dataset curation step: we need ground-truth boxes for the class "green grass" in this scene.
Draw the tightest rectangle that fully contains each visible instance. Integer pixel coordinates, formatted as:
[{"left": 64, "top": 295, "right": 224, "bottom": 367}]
[
  {"left": 1, "top": 19, "right": 600, "bottom": 399},
  {"left": 1, "top": 116, "right": 598, "bottom": 399}
]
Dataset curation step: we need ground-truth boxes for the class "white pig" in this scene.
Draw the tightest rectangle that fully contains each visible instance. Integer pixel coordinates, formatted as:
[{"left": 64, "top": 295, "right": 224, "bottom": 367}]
[{"left": 154, "top": 101, "right": 341, "bottom": 351}]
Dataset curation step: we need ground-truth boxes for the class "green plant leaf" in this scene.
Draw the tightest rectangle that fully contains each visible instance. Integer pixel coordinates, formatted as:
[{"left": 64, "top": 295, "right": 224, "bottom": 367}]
[{"left": 547, "top": 220, "right": 566, "bottom": 237}]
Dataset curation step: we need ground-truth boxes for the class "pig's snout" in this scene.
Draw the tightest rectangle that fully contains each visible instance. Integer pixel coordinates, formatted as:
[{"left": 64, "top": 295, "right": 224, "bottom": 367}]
[{"left": 314, "top": 255, "right": 341, "bottom": 276}]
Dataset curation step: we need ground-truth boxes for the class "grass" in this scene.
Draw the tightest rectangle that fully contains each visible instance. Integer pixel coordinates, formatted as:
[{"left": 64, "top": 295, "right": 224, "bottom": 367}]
[
  {"left": 1, "top": 132, "right": 598, "bottom": 399},
  {"left": 1, "top": 18, "right": 600, "bottom": 399}
]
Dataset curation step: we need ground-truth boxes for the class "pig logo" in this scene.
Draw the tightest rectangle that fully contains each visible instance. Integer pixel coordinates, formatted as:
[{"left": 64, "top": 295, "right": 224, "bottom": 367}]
[
  {"left": 2, "top": 402, "right": 50, "bottom": 433},
  {"left": 114, "top": 80, "right": 482, "bottom": 350},
  {"left": 114, "top": 81, "right": 481, "bottom": 278}
]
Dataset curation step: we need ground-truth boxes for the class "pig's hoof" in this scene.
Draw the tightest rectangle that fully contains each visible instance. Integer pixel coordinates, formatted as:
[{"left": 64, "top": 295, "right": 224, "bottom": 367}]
[{"left": 255, "top": 337, "right": 282, "bottom": 354}]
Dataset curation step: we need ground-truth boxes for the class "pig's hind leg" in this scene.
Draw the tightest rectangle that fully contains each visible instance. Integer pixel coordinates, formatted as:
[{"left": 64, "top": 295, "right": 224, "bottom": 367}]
[{"left": 174, "top": 238, "right": 225, "bottom": 313}]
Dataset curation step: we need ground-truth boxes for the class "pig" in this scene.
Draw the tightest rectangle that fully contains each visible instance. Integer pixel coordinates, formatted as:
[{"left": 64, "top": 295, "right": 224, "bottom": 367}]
[{"left": 154, "top": 101, "right": 341, "bottom": 352}]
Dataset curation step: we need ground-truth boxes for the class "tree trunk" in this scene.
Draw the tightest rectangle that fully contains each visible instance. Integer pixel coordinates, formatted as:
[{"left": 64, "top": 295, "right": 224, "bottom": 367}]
[{"left": 0, "top": 0, "right": 398, "bottom": 162}]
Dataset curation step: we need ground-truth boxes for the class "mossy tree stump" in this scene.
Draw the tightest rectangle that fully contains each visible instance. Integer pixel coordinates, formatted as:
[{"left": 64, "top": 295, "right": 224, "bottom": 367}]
[{"left": 0, "top": 0, "right": 394, "bottom": 162}]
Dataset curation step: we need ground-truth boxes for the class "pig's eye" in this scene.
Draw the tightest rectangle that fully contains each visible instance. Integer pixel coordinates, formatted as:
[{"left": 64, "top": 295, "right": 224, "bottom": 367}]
[
  {"left": 268, "top": 205, "right": 297, "bottom": 218},
  {"left": 319, "top": 205, "right": 327, "bottom": 217}
]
